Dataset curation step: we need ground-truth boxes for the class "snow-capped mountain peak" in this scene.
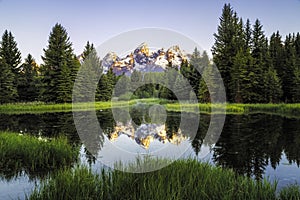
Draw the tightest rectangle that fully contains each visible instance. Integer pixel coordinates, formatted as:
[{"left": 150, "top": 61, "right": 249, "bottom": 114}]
[{"left": 102, "top": 43, "right": 187, "bottom": 75}]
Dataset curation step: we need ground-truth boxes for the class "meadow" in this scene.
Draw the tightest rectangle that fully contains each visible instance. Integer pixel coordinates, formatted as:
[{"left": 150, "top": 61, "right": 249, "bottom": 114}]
[
  {"left": 0, "top": 99, "right": 300, "bottom": 118},
  {"left": 28, "top": 159, "right": 300, "bottom": 200}
]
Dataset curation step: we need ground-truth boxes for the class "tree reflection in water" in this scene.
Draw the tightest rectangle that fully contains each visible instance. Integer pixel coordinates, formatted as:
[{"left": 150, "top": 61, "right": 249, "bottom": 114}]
[{"left": 0, "top": 110, "right": 299, "bottom": 180}]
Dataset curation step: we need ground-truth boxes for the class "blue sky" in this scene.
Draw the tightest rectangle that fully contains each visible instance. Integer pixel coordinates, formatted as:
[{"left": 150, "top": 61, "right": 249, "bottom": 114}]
[{"left": 0, "top": 0, "right": 300, "bottom": 63}]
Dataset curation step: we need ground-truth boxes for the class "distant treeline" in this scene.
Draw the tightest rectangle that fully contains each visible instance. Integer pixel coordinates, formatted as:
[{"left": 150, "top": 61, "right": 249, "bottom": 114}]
[
  {"left": 212, "top": 4, "right": 300, "bottom": 103},
  {"left": 0, "top": 3, "right": 299, "bottom": 103}
]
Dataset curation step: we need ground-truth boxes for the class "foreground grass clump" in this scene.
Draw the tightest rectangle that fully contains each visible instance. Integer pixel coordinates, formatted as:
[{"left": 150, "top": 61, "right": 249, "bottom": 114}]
[
  {"left": 0, "top": 132, "right": 78, "bottom": 175},
  {"left": 29, "top": 159, "right": 278, "bottom": 200},
  {"left": 279, "top": 184, "right": 300, "bottom": 200}
]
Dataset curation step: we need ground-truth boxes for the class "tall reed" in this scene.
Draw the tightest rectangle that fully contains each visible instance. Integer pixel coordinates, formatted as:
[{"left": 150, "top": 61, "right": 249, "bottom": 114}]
[{"left": 29, "top": 159, "right": 280, "bottom": 200}]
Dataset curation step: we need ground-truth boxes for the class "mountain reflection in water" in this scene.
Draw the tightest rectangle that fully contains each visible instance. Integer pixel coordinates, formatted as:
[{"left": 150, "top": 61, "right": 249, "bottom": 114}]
[
  {"left": 0, "top": 110, "right": 300, "bottom": 189},
  {"left": 109, "top": 121, "right": 186, "bottom": 149}
]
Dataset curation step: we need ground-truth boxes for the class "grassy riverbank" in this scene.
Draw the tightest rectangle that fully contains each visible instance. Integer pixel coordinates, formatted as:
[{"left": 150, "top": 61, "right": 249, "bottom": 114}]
[
  {"left": 0, "top": 99, "right": 162, "bottom": 114},
  {"left": 0, "top": 132, "right": 78, "bottom": 176},
  {"left": 0, "top": 100, "right": 299, "bottom": 117},
  {"left": 167, "top": 102, "right": 300, "bottom": 117},
  {"left": 28, "top": 159, "right": 300, "bottom": 200}
]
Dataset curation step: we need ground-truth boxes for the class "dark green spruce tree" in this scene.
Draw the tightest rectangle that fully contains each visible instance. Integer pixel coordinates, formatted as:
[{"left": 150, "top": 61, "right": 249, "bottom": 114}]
[
  {"left": 82, "top": 41, "right": 95, "bottom": 60},
  {"left": 189, "top": 47, "right": 202, "bottom": 71},
  {"left": 231, "top": 48, "right": 254, "bottom": 103},
  {"left": 263, "top": 37, "right": 282, "bottom": 103},
  {"left": 229, "top": 18, "right": 251, "bottom": 103},
  {"left": 74, "top": 41, "right": 103, "bottom": 102},
  {"left": 198, "top": 51, "right": 217, "bottom": 102},
  {"left": 98, "top": 68, "right": 116, "bottom": 101},
  {"left": 251, "top": 19, "right": 270, "bottom": 102},
  {"left": 0, "top": 30, "right": 22, "bottom": 79},
  {"left": 180, "top": 58, "right": 201, "bottom": 98},
  {"left": 0, "top": 58, "right": 17, "bottom": 103},
  {"left": 292, "top": 33, "right": 300, "bottom": 102},
  {"left": 41, "top": 23, "right": 80, "bottom": 103},
  {"left": 269, "top": 31, "right": 284, "bottom": 102},
  {"left": 17, "top": 54, "right": 40, "bottom": 102},
  {"left": 0, "top": 30, "right": 21, "bottom": 102},
  {"left": 264, "top": 65, "right": 282, "bottom": 103},
  {"left": 212, "top": 3, "right": 241, "bottom": 102},
  {"left": 282, "top": 34, "right": 297, "bottom": 102}
]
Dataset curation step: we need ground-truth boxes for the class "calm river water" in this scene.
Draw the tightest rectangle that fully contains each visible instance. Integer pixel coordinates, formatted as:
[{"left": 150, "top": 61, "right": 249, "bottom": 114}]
[{"left": 0, "top": 107, "right": 299, "bottom": 199}]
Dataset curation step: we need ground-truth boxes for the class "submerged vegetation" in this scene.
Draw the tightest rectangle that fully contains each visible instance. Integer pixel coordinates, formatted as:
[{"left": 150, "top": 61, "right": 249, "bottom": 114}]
[
  {"left": 28, "top": 159, "right": 300, "bottom": 200},
  {"left": 0, "top": 132, "right": 78, "bottom": 178}
]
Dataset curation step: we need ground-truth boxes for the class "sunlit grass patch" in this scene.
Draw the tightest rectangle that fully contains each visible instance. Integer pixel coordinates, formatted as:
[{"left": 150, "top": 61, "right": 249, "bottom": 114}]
[{"left": 0, "top": 131, "right": 78, "bottom": 178}]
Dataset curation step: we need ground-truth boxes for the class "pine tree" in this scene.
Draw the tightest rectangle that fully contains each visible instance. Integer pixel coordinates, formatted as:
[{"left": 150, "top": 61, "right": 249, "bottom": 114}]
[
  {"left": 265, "top": 66, "right": 282, "bottom": 103},
  {"left": 269, "top": 31, "right": 284, "bottom": 102},
  {"left": 201, "top": 54, "right": 228, "bottom": 103},
  {"left": 17, "top": 54, "right": 40, "bottom": 102},
  {"left": 231, "top": 49, "right": 253, "bottom": 103},
  {"left": 113, "top": 74, "right": 129, "bottom": 98},
  {"left": 98, "top": 68, "right": 115, "bottom": 101},
  {"left": 82, "top": 41, "right": 95, "bottom": 60},
  {"left": 292, "top": 66, "right": 300, "bottom": 102},
  {"left": 212, "top": 4, "right": 241, "bottom": 102},
  {"left": 197, "top": 51, "right": 217, "bottom": 102},
  {"left": 130, "top": 70, "right": 142, "bottom": 93},
  {"left": 245, "top": 19, "right": 252, "bottom": 49},
  {"left": 199, "top": 51, "right": 210, "bottom": 70},
  {"left": 0, "top": 30, "right": 22, "bottom": 77},
  {"left": 292, "top": 33, "right": 300, "bottom": 102},
  {"left": 0, "top": 58, "right": 17, "bottom": 103},
  {"left": 174, "top": 74, "right": 190, "bottom": 100},
  {"left": 269, "top": 32, "right": 284, "bottom": 77},
  {"left": 282, "top": 34, "right": 297, "bottom": 102},
  {"left": 228, "top": 17, "right": 253, "bottom": 103},
  {"left": 41, "top": 23, "right": 79, "bottom": 103},
  {"left": 251, "top": 19, "right": 269, "bottom": 102},
  {"left": 190, "top": 47, "right": 202, "bottom": 71},
  {"left": 158, "top": 69, "right": 177, "bottom": 100},
  {"left": 180, "top": 58, "right": 201, "bottom": 98},
  {"left": 74, "top": 42, "right": 102, "bottom": 102},
  {"left": 98, "top": 74, "right": 109, "bottom": 101},
  {"left": 0, "top": 30, "right": 21, "bottom": 102}
]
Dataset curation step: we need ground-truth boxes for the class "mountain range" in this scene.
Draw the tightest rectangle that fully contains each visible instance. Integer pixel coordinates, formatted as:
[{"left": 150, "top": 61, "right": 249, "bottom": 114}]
[{"left": 102, "top": 43, "right": 188, "bottom": 75}]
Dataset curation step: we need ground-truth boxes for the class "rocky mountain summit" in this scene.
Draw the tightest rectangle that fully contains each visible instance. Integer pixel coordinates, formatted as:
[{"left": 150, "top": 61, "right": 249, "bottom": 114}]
[{"left": 102, "top": 43, "right": 188, "bottom": 75}]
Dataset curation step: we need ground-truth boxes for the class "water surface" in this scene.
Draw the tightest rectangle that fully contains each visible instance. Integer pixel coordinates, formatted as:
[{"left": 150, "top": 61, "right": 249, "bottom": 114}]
[{"left": 0, "top": 108, "right": 299, "bottom": 198}]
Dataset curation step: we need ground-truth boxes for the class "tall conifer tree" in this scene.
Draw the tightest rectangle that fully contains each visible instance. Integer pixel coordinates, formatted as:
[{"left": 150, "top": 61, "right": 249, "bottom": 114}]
[
  {"left": 0, "top": 30, "right": 21, "bottom": 77},
  {"left": 0, "top": 58, "right": 17, "bottom": 103},
  {"left": 17, "top": 54, "right": 40, "bottom": 101},
  {"left": 41, "top": 23, "right": 80, "bottom": 103},
  {"left": 212, "top": 4, "right": 241, "bottom": 102},
  {"left": 0, "top": 30, "right": 21, "bottom": 102}
]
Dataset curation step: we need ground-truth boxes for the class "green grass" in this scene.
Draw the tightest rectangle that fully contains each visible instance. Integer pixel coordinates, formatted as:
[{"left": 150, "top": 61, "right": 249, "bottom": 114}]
[
  {"left": 166, "top": 103, "right": 300, "bottom": 118},
  {"left": 0, "top": 100, "right": 300, "bottom": 118},
  {"left": 28, "top": 159, "right": 281, "bottom": 200},
  {"left": 279, "top": 184, "right": 300, "bottom": 200},
  {"left": 0, "top": 99, "right": 162, "bottom": 114},
  {"left": 0, "top": 132, "right": 78, "bottom": 178}
]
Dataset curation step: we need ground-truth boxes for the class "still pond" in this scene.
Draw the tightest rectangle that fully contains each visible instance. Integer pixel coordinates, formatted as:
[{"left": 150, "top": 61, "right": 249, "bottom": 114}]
[{"left": 0, "top": 107, "right": 299, "bottom": 199}]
